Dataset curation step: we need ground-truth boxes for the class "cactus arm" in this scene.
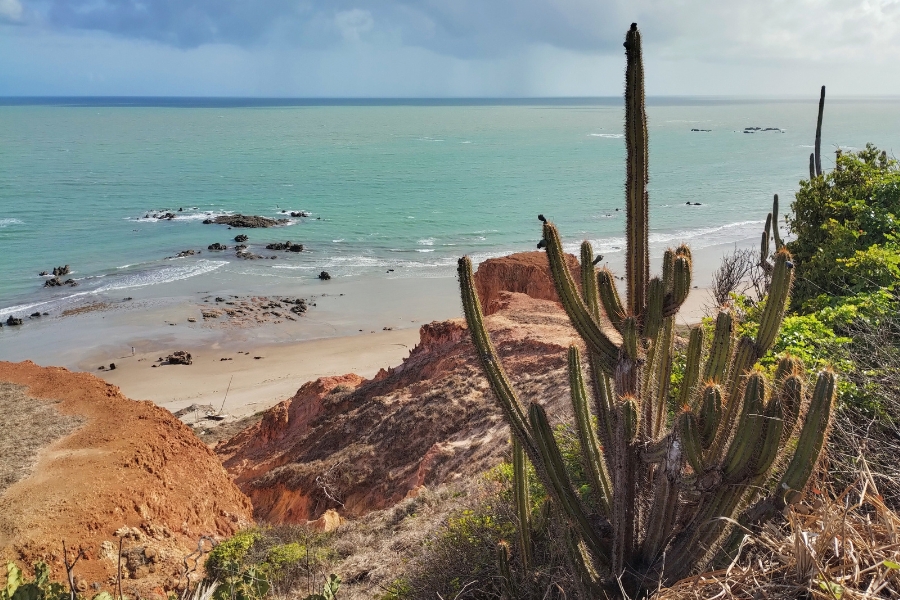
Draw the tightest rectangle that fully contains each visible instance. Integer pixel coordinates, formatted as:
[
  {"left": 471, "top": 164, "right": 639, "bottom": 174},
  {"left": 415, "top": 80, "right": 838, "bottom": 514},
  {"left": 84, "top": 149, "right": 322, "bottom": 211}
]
[
  {"left": 808, "top": 153, "right": 816, "bottom": 180},
  {"left": 569, "top": 347, "right": 613, "bottom": 517},
  {"left": 647, "top": 317, "right": 675, "bottom": 440},
  {"left": 597, "top": 268, "right": 626, "bottom": 333},
  {"left": 512, "top": 437, "right": 533, "bottom": 570},
  {"left": 679, "top": 411, "right": 705, "bottom": 474},
  {"left": 458, "top": 257, "right": 535, "bottom": 450},
  {"left": 641, "top": 436, "right": 682, "bottom": 565},
  {"left": 661, "top": 249, "right": 675, "bottom": 293},
  {"left": 721, "top": 371, "right": 767, "bottom": 483},
  {"left": 777, "top": 370, "right": 836, "bottom": 502},
  {"left": 703, "top": 311, "right": 734, "bottom": 384},
  {"left": 680, "top": 327, "right": 703, "bottom": 409},
  {"left": 814, "top": 85, "right": 825, "bottom": 176},
  {"left": 643, "top": 277, "right": 665, "bottom": 341},
  {"left": 581, "top": 241, "right": 601, "bottom": 318},
  {"left": 761, "top": 214, "right": 771, "bottom": 265},
  {"left": 771, "top": 195, "right": 783, "bottom": 251},
  {"left": 543, "top": 222, "right": 622, "bottom": 371},
  {"left": 624, "top": 22, "right": 650, "bottom": 317},
  {"left": 698, "top": 384, "right": 724, "bottom": 451},
  {"left": 496, "top": 543, "right": 517, "bottom": 600},
  {"left": 529, "top": 402, "right": 610, "bottom": 566},
  {"left": 588, "top": 352, "right": 616, "bottom": 451},
  {"left": 755, "top": 249, "right": 793, "bottom": 353},
  {"left": 663, "top": 255, "right": 692, "bottom": 317}
]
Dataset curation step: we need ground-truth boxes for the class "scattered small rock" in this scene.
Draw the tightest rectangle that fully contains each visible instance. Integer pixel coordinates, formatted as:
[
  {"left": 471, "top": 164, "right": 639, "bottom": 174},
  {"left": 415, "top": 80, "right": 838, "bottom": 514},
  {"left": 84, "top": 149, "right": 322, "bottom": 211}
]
[
  {"left": 5, "top": 316, "right": 23, "bottom": 326},
  {"left": 52, "top": 265, "right": 70, "bottom": 277},
  {"left": 318, "top": 271, "right": 331, "bottom": 281},
  {"left": 234, "top": 234, "right": 248, "bottom": 242},
  {"left": 173, "top": 249, "right": 196, "bottom": 258},
  {"left": 109, "top": 363, "right": 116, "bottom": 370},
  {"left": 290, "top": 211, "right": 310, "bottom": 217},
  {"left": 30, "top": 312, "right": 41, "bottom": 318},
  {"left": 208, "top": 243, "right": 227, "bottom": 251}
]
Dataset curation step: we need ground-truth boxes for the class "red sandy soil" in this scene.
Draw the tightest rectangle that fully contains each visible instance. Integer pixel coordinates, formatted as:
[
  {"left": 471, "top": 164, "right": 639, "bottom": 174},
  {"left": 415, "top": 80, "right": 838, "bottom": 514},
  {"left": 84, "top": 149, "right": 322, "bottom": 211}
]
[
  {"left": 0, "top": 362, "right": 253, "bottom": 596},
  {"left": 216, "top": 252, "right": 595, "bottom": 524}
]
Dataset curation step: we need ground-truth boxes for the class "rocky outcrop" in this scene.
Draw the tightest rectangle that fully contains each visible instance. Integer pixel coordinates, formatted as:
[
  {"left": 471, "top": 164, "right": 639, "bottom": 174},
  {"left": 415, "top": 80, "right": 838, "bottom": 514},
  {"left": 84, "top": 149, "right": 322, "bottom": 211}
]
[
  {"left": 0, "top": 361, "right": 253, "bottom": 595},
  {"left": 234, "top": 234, "right": 248, "bottom": 243},
  {"left": 318, "top": 271, "right": 331, "bottom": 280},
  {"left": 265, "top": 242, "right": 303, "bottom": 252},
  {"left": 202, "top": 215, "right": 288, "bottom": 228},
  {"left": 472, "top": 251, "right": 580, "bottom": 315},
  {"left": 216, "top": 292, "right": 581, "bottom": 524},
  {"left": 163, "top": 351, "right": 192, "bottom": 365},
  {"left": 207, "top": 243, "right": 227, "bottom": 251}
]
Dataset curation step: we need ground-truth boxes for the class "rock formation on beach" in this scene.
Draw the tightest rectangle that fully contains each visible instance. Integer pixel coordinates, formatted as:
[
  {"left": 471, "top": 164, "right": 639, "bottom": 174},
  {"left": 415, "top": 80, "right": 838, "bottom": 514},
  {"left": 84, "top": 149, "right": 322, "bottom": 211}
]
[
  {"left": 0, "top": 361, "right": 253, "bottom": 595},
  {"left": 472, "top": 250, "right": 580, "bottom": 315},
  {"left": 202, "top": 215, "right": 288, "bottom": 228}
]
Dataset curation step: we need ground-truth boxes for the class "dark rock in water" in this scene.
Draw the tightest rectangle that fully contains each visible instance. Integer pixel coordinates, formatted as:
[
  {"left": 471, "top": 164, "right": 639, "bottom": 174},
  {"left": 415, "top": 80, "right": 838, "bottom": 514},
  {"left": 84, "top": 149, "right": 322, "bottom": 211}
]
[
  {"left": 109, "top": 363, "right": 116, "bottom": 370},
  {"left": 30, "top": 312, "right": 41, "bottom": 318},
  {"left": 318, "top": 271, "right": 331, "bottom": 281},
  {"left": 174, "top": 249, "right": 196, "bottom": 258},
  {"left": 203, "top": 214, "right": 288, "bottom": 228},
  {"left": 164, "top": 351, "right": 192, "bottom": 366},
  {"left": 290, "top": 211, "right": 310, "bottom": 218},
  {"left": 266, "top": 241, "right": 290, "bottom": 250},
  {"left": 123, "top": 297, "right": 133, "bottom": 301},
  {"left": 52, "top": 265, "right": 70, "bottom": 277},
  {"left": 38, "top": 271, "right": 48, "bottom": 277},
  {"left": 235, "top": 244, "right": 248, "bottom": 252},
  {"left": 6, "top": 316, "right": 23, "bottom": 326},
  {"left": 690, "top": 128, "right": 711, "bottom": 132},
  {"left": 44, "top": 277, "right": 61, "bottom": 288},
  {"left": 215, "top": 297, "right": 225, "bottom": 302},
  {"left": 208, "top": 243, "right": 227, "bottom": 251},
  {"left": 178, "top": 207, "right": 183, "bottom": 212},
  {"left": 288, "top": 244, "right": 303, "bottom": 252},
  {"left": 234, "top": 234, "right": 248, "bottom": 242}
]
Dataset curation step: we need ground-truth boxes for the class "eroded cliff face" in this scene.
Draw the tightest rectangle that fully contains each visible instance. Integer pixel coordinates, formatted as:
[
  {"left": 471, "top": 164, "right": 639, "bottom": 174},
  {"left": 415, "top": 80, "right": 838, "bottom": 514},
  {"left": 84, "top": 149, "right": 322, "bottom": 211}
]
[
  {"left": 0, "top": 361, "right": 253, "bottom": 597},
  {"left": 216, "top": 292, "right": 581, "bottom": 524},
  {"left": 473, "top": 251, "right": 581, "bottom": 315}
]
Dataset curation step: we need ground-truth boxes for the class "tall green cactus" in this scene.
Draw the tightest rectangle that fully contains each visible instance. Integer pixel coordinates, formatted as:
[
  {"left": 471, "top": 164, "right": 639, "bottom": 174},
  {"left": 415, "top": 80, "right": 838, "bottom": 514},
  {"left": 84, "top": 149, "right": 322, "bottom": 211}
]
[{"left": 458, "top": 22, "right": 837, "bottom": 597}]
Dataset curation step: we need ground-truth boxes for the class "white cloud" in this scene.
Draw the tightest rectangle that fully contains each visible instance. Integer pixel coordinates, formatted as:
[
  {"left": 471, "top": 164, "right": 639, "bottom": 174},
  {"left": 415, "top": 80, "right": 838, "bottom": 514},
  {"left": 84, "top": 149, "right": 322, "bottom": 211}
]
[
  {"left": 334, "top": 9, "right": 374, "bottom": 42},
  {"left": 0, "top": 0, "right": 23, "bottom": 21}
]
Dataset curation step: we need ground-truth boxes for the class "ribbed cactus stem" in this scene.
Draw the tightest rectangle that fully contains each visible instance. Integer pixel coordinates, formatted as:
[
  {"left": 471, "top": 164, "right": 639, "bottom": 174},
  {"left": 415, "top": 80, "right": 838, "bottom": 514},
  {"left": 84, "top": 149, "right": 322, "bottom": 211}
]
[
  {"left": 624, "top": 22, "right": 649, "bottom": 316},
  {"left": 496, "top": 542, "right": 516, "bottom": 600},
  {"left": 755, "top": 249, "right": 793, "bottom": 352},
  {"left": 580, "top": 241, "right": 601, "bottom": 318},
  {"left": 703, "top": 311, "right": 733, "bottom": 384},
  {"left": 679, "top": 410, "right": 705, "bottom": 474},
  {"left": 597, "top": 268, "right": 626, "bottom": 333},
  {"left": 771, "top": 195, "right": 783, "bottom": 250},
  {"left": 699, "top": 384, "right": 723, "bottom": 450},
  {"left": 722, "top": 371, "right": 767, "bottom": 482},
  {"left": 644, "top": 277, "right": 665, "bottom": 340},
  {"left": 761, "top": 214, "right": 771, "bottom": 262},
  {"left": 778, "top": 370, "right": 836, "bottom": 501},
  {"left": 809, "top": 153, "right": 816, "bottom": 180},
  {"left": 665, "top": 255, "right": 692, "bottom": 316},
  {"left": 680, "top": 327, "right": 703, "bottom": 408},
  {"left": 543, "top": 222, "right": 621, "bottom": 371},
  {"left": 528, "top": 402, "right": 610, "bottom": 565},
  {"left": 568, "top": 346, "right": 613, "bottom": 516},
  {"left": 512, "top": 437, "right": 533, "bottom": 570},
  {"left": 815, "top": 85, "right": 825, "bottom": 176},
  {"left": 662, "top": 249, "right": 676, "bottom": 293}
]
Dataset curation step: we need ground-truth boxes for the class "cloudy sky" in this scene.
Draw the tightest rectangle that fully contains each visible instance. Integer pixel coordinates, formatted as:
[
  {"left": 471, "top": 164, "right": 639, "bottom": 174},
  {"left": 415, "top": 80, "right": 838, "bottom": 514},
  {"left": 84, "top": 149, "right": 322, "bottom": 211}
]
[{"left": 1, "top": 0, "right": 899, "bottom": 96}]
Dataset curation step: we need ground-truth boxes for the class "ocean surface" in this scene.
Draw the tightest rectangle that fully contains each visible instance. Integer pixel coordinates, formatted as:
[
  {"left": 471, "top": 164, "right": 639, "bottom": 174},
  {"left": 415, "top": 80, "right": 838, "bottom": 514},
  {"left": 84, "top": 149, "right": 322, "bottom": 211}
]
[{"left": 1, "top": 96, "right": 898, "bottom": 320}]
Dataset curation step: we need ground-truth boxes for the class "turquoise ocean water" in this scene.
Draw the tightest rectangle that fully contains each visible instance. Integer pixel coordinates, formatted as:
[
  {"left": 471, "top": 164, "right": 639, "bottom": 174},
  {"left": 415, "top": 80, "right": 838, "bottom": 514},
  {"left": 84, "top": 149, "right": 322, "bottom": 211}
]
[{"left": 1, "top": 97, "right": 898, "bottom": 319}]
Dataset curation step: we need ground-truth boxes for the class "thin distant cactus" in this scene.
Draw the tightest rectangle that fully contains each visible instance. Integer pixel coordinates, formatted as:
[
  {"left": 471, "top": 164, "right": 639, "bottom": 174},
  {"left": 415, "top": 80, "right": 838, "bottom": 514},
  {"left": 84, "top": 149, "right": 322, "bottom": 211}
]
[{"left": 459, "top": 23, "right": 836, "bottom": 597}]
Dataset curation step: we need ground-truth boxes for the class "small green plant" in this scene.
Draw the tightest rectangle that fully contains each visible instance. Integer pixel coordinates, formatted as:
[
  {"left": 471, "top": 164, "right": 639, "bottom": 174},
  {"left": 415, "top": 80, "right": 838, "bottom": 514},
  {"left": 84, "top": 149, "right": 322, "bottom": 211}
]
[
  {"left": 2, "top": 562, "right": 109, "bottom": 600},
  {"left": 300, "top": 574, "right": 339, "bottom": 600}
]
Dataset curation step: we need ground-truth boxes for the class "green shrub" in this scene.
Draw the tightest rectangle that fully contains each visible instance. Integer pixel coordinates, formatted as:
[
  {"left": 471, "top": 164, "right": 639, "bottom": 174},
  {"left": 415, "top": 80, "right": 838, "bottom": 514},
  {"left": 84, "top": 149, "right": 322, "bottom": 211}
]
[{"left": 788, "top": 144, "right": 900, "bottom": 309}]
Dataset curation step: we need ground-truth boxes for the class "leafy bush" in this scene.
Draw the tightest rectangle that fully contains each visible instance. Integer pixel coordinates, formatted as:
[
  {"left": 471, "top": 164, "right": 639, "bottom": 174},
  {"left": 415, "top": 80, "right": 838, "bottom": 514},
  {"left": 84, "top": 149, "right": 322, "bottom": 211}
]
[
  {"left": 204, "top": 527, "right": 334, "bottom": 600},
  {"left": 788, "top": 144, "right": 900, "bottom": 309}
]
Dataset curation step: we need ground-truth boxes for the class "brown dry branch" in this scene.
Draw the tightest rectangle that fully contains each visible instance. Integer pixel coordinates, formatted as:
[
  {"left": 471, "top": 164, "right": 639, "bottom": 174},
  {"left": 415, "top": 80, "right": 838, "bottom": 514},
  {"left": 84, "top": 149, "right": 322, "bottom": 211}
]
[{"left": 654, "top": 465, "right": 900, "bottom": 599}]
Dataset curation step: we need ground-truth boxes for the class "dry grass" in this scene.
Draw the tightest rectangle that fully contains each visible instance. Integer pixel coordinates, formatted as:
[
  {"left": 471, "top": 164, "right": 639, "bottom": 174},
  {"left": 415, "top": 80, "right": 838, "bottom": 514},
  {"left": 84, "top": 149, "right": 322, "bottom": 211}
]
[
  {"left": 656, "top": 463, "right": 900, "bottom": 600},
  {"left": 0, "top": 382, "right": 85, "bottom": 496}
]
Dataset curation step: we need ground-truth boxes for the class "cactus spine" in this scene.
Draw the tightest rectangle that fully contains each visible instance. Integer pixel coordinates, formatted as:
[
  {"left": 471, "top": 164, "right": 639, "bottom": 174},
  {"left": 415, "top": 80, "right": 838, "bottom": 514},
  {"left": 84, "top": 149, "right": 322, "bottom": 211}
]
[{"left": 458, "top": 23, "right": 836, "bottom": 597}]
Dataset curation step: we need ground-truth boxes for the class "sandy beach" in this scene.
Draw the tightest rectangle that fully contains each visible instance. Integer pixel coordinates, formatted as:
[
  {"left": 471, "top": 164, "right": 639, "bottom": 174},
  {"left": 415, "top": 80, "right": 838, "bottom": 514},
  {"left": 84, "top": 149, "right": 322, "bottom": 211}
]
[{"left": 0, "top": 242, "right": 725, "bottom": 424}]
